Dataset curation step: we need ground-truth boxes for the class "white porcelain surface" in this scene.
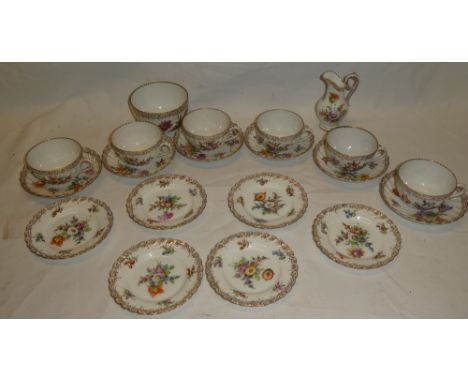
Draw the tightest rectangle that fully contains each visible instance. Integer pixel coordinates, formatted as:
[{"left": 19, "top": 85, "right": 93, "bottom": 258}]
[
  {"left": 108, "top": 238, "right": 203, "bottom": 315},
  {"left": 398, "top": 159, "right": 457, "bottom": 196},
  {"left": 21, "top": 148, "right": 102, "bottom": 198},
  {"left": 380, "top": 171, "right": 467, "bottom": 225},
  {"left": 312, "top": 203, "right": 401, "bottom": 269},
  {"left": 24, "top": 197, "right": 113, "bottom": 259},
  {"left": 126, "top": 175, "right": 206, "bottom": 229},
  {"left": 256, "top": 109, "right": 303, "bottom": 138},
  {"left": 130, "top": 82, "right": 187, "bottom": 113},
  {"left": 111, "top": 122, "right": 162, "bottom": 152},
  {"left": 205, "top": 232, "right": 298, "bottom": 307},
  {"left": 228, "top": 173, "right": 308, "bottom": 228},
  {"left": 326, "top": 126, "right": 377, "bottom": 157},
  {"left": 26, "top": 137, "right": 81, "bottom": 171},
  {"left": 183, "top": 108, "right": 230, "bottom": 137}
]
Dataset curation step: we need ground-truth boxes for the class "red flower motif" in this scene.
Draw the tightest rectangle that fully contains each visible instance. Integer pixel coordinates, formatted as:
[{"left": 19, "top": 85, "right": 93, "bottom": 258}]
[
  {"left": 33, "top": 180, "right": 46, "bottom": 188},
  {"left": 159, "top": 120, "right": 173, "bottom": 131}
]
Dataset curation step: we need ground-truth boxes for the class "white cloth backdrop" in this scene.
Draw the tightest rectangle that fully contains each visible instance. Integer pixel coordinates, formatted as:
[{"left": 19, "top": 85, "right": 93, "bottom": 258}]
[{"left": 1, "top": 63, "right": 467, "bottom": 318}]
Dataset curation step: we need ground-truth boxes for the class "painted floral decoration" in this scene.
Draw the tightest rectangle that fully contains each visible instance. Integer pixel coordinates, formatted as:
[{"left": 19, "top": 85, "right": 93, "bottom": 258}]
[
  {"left": 50, "top": 216, "right": 92, "bottom": 247},
  {"left": 252, "top": 192, "right": 285, "bottom": 215},
  {"left": 232, "top": 255, "right": 271, "bottom": 289},
  {"left": 138, "top": 262, "right": 180, "bottom": 298},
  {"left": 335, "top": 222, "right": 374, "bottom": 258},
  {"left": 149, "top": 194, "right": 187, "bottom": 221}
]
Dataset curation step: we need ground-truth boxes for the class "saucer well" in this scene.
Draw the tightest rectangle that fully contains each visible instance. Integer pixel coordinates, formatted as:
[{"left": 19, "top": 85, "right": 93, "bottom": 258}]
[
  {"left": 24, "top": 197, "right": 113, "bottom": 259},
  {"left": 126, "top": 174, "right": 207, "bottom": 230},
  {"left": 228, "top": 172, "right": 308, "bottom": 229},
  {"left": 174, "top": 128, "right": 243, "bottom": 162},
  {"left": 379, "top": 171, "right": 468, "bottom": 225},
  {"left": 313, "top": 139, "right": 389, "bottom": 182},
  {"left": 20, "top": 147, "right": 102, "bottom": 198},
  {"left": 244, "top": 123, "right": 314, "bottom": 160},
  {"left": 312, "top": 203, "right": 401, "bottom": 269},
  {"left": 205, "top": 232, "right": 298, "bottom": 307},
  {"left": 108, "top": 238, "right": 203, "bottom": 315},
  {"left": 102, "top": 135, "right": 175, "bottom": 178}
]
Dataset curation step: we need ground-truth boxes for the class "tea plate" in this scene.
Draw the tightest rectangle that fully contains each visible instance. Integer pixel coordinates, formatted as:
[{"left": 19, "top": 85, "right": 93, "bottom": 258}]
[
  {"left": 312, "top": 203, "right": 401, "bottom": 269},
  {"left": 108, "top": 238, "right": 203, "bottom": 315},
  {"left": 174, "top": 128, "right": 243, "bottom": 162},
  {"left": 313, "top": 139, "right": 389, "bottom": 182},
  {"left": 20, "top": 147, "right": 102, "bottom": 198},
  {"left": 380, "top": 171, "right": 468, "bottom": 225},
  {"left": 228, "top": 172, "right": 308, "bottom": 229},
  {"left": 244, "top": 123, "right": 314, "bottom": 160},
  {"left": 126, "top": 174, "right": 207, "bottom": 230},
  {"left": 205, "top": 232, "right": 298, "bottom": 307},
  {"left": 102, "top": 135, "right": 175, "bottom": 178},
  {"left": 24, "top": 197, "right": 113, "bottom": 259}
]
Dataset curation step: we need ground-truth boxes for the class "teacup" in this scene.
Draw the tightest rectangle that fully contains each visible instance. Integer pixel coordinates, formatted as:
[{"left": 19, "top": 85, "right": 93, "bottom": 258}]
[
  {"left": 110, "top": 121, "right": 171, "bottom": 167},
  {"left": 393, "top": 158, "right": 465, "bottom": 208},
  {"left": 252, "top": 109, "right": 313, "bottom": 151},
  {"left": 25, "top": 137, "right": 83, "bottom": 185},
  {"left": 128, "top": 81, "right": 189, "bottom": 133},
  {"left": 181, "top": 108, "right": 241, "bottom": 151},
  {"left": 323, "top": 126, "right": 386, "bottom": 170}
]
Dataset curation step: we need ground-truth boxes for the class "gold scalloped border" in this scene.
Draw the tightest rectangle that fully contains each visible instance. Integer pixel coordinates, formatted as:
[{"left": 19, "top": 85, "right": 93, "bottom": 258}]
[
  {"left": 244, "top": 123, "right": 314, "bottom": 160},
  {"left": 312, "top": 203, "right": 401, "bottom": 270},
  {"left": 102, "top": 135, "right": 175, "bottom": 178},
  {"left": 108, "top": 237, "right": 203, "bottom": 315},
  {"left": 379, "top": 171, "right": 468, "bottom": 225},
  {"left": 175, "top": 126, "right": 244, "bottom": 162},
  {"left": 312, "top": 139, "right": 389, "bottom": 183},
  {"left": 227, "top": 172, "right": 308, "bottom": 229},
  {"left": 205, "top": 231, "right": 298, "bottom": 307},
  {"left": 20, "top": 147, "right": 102, "bottom": 199},
  {"left": 126, "top": 174, "right": 207, "bottom": 230},
  {"left": 24, "top": 196, "right": 113, "bottom": 260}
]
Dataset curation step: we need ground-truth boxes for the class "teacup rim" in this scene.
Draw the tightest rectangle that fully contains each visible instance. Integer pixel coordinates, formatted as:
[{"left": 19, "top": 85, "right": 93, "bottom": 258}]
[
  {"left": 128, "top": 81, "right": 189, "bottom": 117},
  {"left": 324, "top": 125, "right": 379, "bottom": 160},
  {"left": 182, "top": 107, "right": 232, "bottom": 141},
  {"left": 25, "top": 136, "right": 83, "bottom": 174},
  {"left": 254, "top": 109, "right": 305, "bottom": 141},
  {"left": 110, "top": 121, "right": 163, "bottom": 155},
  {"left": 395, "top": 158, "right": 459, "bottom": 199}
]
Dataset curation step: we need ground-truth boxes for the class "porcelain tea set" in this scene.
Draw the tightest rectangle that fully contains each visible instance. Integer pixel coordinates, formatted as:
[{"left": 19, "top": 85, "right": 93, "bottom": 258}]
[{"left": 20, "top": 72, "right": 468, "bottom": 315}]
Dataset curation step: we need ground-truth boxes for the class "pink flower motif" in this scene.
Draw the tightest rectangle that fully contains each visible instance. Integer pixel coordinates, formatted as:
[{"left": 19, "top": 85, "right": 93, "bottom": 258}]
[
  {"left": 161, "top": 211, "right": 173, "bottom": 221},
  {"left": 159, "top": 120, "right": 173, "bottom": 131}
]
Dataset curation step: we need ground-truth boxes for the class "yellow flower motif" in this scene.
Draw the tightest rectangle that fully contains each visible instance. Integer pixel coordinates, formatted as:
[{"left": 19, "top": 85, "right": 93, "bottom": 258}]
[
  {"left": 255, "top": 192, "right": 266, "bottom": 202},
  {"left": 358, "top": 174, "right": 370, "bottom": 181},
  {"left": 245, "top": 265, "right": 257, "bottom": 276}
]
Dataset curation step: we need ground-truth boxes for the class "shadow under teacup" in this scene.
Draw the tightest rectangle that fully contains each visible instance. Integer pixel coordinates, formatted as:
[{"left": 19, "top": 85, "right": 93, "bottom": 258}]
[
  {"left": 324, "top": 126, "right": 386, "bottom": 170},
  {"left": 128, "top": 81, "right": 189, "bottom": 133},
  {"left": 25, "top": 137, "right": 83, "bottom": 185},
  {"left": 110, "top": 121, "right": 171, "bottom": 167},
  {"left": 181, "top": 108, "right": 241, "bottom": 151},
  {"left": 394, "top": 158, "right": 465, "bottom": 209}
]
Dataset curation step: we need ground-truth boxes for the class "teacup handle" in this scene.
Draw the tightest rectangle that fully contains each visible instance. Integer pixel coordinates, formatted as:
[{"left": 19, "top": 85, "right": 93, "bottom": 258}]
[
  {"left": 371, "top": 144, "right": 387, "bottom": 162},
  {"left": 224, "top": 123, "right": 243, "bottom": 142},
  {"left": 294, "top": 125, "right": 314, "bottom": 144},
  {"left": 450, "top": 184, "right": 466, "bottom": 199},
  {"left": 153, "top": 140, "right": 172, "bottom": 159}
]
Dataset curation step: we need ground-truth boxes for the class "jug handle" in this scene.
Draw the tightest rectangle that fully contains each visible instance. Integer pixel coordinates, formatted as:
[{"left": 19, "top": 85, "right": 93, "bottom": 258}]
[{"left": 344, "top": 73, "right": 359, "bottom": 104}]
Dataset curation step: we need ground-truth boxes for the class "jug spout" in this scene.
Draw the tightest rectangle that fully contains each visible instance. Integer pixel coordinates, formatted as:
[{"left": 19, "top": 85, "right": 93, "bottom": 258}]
[{"left": 320, "top": 70, "right": 346, "bottom": 89}]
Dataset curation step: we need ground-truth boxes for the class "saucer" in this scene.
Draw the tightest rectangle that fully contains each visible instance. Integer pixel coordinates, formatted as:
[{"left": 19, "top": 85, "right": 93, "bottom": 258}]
[
  {"left": 205, "top": 232, "right": 298, "bottom": 307},
  {"left": 379, "top": 171, "right": 468, "bottom": 225},
  {"left": 174, "top": 128, "right": 243, "bottom": 162},
  {"left": 312, "top": 203, "right": 401, "bottom": 269},
  {"left": 24, "top": 197, "right": 113, "bottom": 259},
  {"left": 313, "top": 139, "right": 389, "bottom": 182},
  {"left": 126, "top": 174, "right": 207, "bottom": 230},
  {"left": 244, "top": 123, "right": 314, "bottom": 160},
  {"left": 20, "top": 147, "right": 102, "bottom": 198},
  {"left": 228, "top": 172, "right": 308, "bottom": 229},
  {"left": 108, "top": 238, "right": 203, "bottom": 315},
  {"left": 102, "top": 135, "right": 175, "bottom": 178}
]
